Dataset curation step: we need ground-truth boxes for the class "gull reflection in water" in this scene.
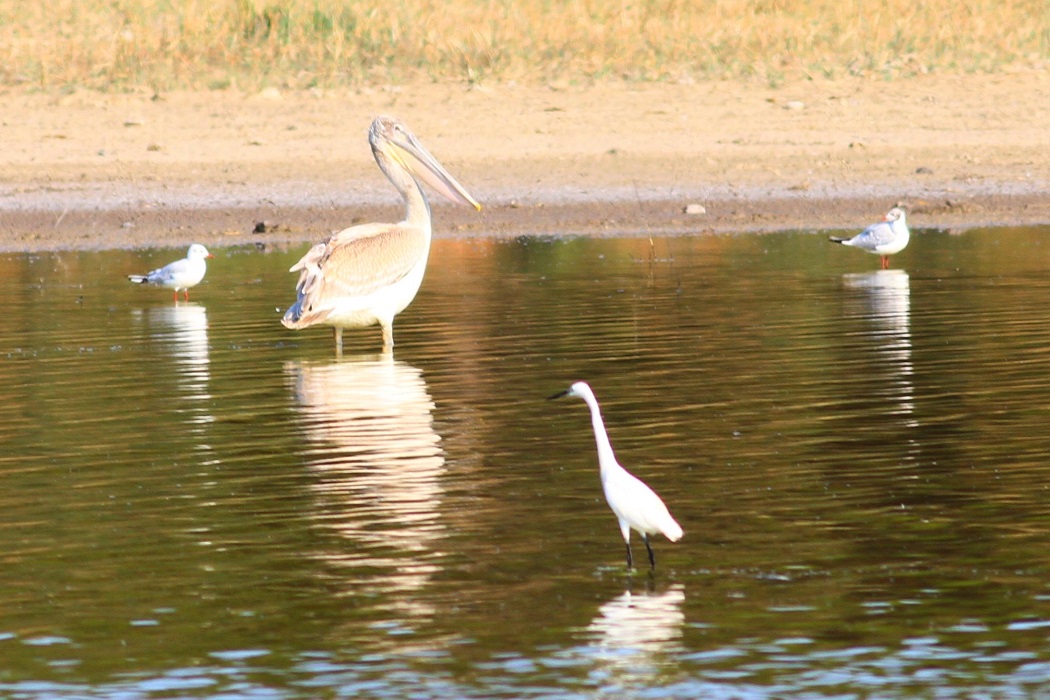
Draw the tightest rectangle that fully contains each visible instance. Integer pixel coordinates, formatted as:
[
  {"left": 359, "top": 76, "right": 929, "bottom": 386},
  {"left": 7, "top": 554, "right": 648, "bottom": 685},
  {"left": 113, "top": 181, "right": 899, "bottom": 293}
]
[
  {"left": 286, "top": 355, "right": 445, "bottom": 618},
  {"left": 585, "top": 585, "right": 686, "bottom": 687},
  {"left": 144, "top": 305, "right": 212, "bottom": 427},
  {"left": 843, "top": 269, "right": 916, "bottom": 424}
]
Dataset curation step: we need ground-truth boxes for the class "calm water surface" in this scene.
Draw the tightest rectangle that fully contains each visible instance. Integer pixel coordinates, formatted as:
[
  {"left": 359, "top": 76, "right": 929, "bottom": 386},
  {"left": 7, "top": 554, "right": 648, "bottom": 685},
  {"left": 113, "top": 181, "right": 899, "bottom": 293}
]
[{"left": 0, "top": 226, "right": 1049, "bottom": 697}]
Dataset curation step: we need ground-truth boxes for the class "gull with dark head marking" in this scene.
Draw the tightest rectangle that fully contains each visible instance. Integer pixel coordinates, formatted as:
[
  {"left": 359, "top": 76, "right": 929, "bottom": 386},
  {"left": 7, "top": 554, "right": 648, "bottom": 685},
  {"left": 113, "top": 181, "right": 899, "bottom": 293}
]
[
  {"left": 282, "top": 116, "right": 481, "bottom": 353},
  {"left": 127, "top": 244, "right": 213, "bottom": 302},
  {"left": 829, "top": 207, "right": 910, "bottom": 269}
]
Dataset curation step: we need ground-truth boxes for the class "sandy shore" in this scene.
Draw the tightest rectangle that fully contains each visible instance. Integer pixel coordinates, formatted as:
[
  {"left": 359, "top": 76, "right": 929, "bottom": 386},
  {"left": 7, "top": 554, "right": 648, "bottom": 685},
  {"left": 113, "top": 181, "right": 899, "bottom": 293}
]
[{"left": 0, "top": 72, "right": 1046, "bottom": 251}]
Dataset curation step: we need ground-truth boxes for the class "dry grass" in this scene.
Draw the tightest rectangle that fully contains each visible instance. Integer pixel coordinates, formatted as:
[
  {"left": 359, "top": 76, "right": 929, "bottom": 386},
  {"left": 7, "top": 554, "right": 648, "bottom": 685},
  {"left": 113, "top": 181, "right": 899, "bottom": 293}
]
[{"left": 0, "top": 0, "right": 1046, "bottom": 91}]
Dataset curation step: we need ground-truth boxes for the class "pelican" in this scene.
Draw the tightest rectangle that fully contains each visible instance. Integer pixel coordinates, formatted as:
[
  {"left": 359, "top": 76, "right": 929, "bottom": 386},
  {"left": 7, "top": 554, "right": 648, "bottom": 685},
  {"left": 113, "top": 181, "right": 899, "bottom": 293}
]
[
  {"left": 127, "top": 244, "right": 213, "bottom": 301},
  {"left": 829, "top": 207, "right": 910, "bottom": 269},
  {"left": 282, "top": 116, "right": 481, "bottom": 352},
  {"left": 548, "top": 381, "right": 684, "bottom": 570}
]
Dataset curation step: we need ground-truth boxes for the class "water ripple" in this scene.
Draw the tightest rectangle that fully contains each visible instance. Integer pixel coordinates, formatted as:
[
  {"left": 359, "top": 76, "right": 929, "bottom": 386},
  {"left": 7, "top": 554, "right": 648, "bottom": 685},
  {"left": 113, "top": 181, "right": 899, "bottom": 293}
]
[{"left": 0, "top": 231, "right": 1049, "bottom": 696}]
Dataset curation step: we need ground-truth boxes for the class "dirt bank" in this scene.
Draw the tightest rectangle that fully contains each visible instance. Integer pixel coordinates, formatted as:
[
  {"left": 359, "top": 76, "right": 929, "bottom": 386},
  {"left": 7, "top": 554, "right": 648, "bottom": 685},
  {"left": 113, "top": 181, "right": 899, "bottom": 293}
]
[{"left": 0, "top": 72, "right": 1046, "bottom": 251}]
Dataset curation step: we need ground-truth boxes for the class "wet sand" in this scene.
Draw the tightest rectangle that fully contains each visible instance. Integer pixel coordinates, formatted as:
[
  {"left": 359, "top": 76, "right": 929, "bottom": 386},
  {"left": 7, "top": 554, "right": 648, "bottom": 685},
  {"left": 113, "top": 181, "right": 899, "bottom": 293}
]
[{"left": 0, "top": 72, "right": 1046, "bottom": 251}]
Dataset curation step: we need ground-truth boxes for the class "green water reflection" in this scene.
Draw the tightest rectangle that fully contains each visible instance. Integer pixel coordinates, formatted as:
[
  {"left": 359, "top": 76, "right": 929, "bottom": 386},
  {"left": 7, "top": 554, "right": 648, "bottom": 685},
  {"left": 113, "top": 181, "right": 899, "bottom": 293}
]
[{"left": 0, "top": 226, "right": 1048, "bottom": 696}]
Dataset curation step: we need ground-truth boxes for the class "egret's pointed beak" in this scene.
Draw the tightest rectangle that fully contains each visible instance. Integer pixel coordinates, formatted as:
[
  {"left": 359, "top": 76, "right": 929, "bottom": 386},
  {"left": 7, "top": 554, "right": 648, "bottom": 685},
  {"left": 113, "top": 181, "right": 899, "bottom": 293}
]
[
  {"left": 547, "top": 389, "right": 570, "bottom": 401},
  {"left": 388, "top": 132, "right": 481, "bottom": 211}
]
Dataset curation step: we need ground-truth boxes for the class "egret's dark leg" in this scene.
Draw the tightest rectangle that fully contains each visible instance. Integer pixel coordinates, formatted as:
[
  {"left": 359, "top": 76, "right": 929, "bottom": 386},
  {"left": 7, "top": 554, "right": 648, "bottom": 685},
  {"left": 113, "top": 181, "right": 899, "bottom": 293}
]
[
  {"left": 644, "top": 534, "right": 656, "bottom": 569},
  {"left": 625, "top": 542, "right": 634, "bottom": 569}
]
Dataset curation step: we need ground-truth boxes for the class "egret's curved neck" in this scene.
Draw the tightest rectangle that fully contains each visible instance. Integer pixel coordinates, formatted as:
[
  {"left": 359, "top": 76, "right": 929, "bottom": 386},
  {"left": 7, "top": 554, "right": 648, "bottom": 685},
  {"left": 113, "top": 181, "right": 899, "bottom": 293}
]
[
  {"left": 582, "top": 395, "right": 618, "bottom": 474},
  {"left": 377, "top": 151, "right": 432, "bottom": 236}
]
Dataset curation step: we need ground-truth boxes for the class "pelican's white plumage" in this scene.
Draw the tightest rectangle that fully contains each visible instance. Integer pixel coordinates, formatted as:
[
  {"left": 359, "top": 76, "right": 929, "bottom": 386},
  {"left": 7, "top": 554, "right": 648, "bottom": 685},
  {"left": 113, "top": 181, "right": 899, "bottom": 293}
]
[
  {"left": 549, "top": 381, "right": 683, "bottom": 569},
  {"left": 127, "top": 244, "right": 212, "bottom": 301},
  {"left": 282, "top": 116, "right": 480, "bottom": 352},
  {"left": 829, "top": 207, "right": 910, "bottom": 269}
]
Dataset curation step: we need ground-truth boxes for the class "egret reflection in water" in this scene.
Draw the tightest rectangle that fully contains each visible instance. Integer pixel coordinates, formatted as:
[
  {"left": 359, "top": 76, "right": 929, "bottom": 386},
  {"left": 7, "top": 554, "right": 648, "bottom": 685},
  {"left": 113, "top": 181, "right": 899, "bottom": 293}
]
[
  {"left": 286, "top": 355, "right": 446, "bottom": 616},
  {"left": 583, "top": 585, "right": 686, "bottom": 687}
]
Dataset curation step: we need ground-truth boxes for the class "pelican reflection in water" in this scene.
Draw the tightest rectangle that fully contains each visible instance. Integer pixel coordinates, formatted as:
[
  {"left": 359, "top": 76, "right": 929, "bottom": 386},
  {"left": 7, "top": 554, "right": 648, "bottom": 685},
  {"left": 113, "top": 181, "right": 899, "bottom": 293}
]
[
  {"left": 286, "top": 355, "right": 445, "bottom": 618},
  {"left": 282, "top": 116, "right": 481, "bottom": 353}
]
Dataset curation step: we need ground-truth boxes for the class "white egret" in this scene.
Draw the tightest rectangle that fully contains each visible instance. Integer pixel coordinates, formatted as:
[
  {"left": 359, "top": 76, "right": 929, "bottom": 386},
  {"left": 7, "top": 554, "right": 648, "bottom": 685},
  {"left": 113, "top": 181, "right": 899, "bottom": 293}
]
[
  {"left": 548, "top": 381, "right": 683, "bottom": 570},
  {"left": 127, "top": 244, "right": 213, "bottom": 301},
  {"left": 281, "top": 115, "right": 481, "bottom": 353},
  {"left": 829, "top": 206, "right": 910, "bottom": 269}
]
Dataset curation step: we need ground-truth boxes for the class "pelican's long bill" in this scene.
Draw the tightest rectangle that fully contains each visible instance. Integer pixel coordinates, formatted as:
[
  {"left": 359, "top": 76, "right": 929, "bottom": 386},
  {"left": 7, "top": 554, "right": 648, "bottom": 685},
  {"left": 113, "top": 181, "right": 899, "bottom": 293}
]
[{"left": 382, "top": 122, "right": 481, "bottom": 211}]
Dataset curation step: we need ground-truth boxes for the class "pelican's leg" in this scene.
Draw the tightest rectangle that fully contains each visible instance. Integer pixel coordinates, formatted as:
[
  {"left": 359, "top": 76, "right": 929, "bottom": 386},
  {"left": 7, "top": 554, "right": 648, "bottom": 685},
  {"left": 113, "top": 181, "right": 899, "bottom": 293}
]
[
  {"left": 184, "top": 289, "right": 190, "bottom": 301},
  {"left": 881, "top": 255, "right": 890, "bottom": 269},
  {"left": 644, "top": 534, "right": 656, "bottom": 569},
  {"left": 381, "top": 322, "right": 394, "bottom": 352},
  {"left": 333, "top": 327, "right": 343, "bottom": 353},
  {"left": 173, "top": 291, "right": 179, "bottom": 302}
]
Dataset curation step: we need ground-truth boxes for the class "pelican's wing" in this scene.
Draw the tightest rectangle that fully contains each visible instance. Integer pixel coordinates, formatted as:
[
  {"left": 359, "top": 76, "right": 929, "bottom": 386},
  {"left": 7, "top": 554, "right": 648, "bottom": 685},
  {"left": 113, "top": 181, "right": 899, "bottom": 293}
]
[
  {"left": 285, "top": 223, "right": 428, "bottom": 326},
  {"left": 290, "top": 242, "right": 328, "bottom": 295},
  {"left": 319, "top": 223, "right": 427, "bottom": 297}
]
